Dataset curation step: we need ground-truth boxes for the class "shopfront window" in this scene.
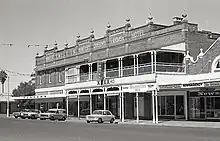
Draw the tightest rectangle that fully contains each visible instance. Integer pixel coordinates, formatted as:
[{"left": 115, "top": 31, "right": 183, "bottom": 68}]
[
  {"left": 79, "top": 95, "right": 90, "bottom": 117},
  {"left": 207, "top": 97, "right": 220, "bottom": 119},
  {"left": 158, "top": 96, "right": 174, "bottom": 116},
  {"left": 176, "top": 95, "right": 184, "bottom": 115},
  {"left": 189, "top": 91, "right": 220, "bottom": 120},
  {"left": 92, "top": 95, "right": 104, "bottom": 111}
]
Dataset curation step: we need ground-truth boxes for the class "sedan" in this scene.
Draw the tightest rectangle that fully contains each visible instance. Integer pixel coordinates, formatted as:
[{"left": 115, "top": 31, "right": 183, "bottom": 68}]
[{"left": 86, "top": 110, "right": 115, "bottom": 124}]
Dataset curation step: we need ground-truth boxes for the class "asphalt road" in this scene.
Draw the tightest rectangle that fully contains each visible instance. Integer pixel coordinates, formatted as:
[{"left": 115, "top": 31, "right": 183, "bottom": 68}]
[{"left": 0, "top": 117, "right": 220, "bottom": 141}]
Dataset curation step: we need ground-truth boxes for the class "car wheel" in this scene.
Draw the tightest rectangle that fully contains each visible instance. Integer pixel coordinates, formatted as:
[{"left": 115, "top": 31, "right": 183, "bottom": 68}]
[
  {"left": 62, "top": 117, "right": 66, "bottom": 121},
  {"left": 87, "top": 120, "right": 90, "bottom": 123},
  {"left": 14, "top": 116, "right": 18, "bottom": 119},
  {"left": 40, "top": 118, "right": 44, "bottom": 120},
  {"left": 110, "top": 118, "right": 114, "bottom": 124},
  {"left": 98, "top": 118, "right": 103, "bottom": 123},
  {"left": 31, "top": 115, "right": 35, "bottom": 119},
  {"left": 50, "top": 116, "right": 55, "bottom": 121}
]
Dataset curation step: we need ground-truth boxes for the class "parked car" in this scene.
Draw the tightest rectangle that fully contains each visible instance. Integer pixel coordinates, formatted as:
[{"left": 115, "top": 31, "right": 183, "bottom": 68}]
[
  {"left": 86, "top": 110, "right": 115, "bottom": 123},
  {"left": 39, "top": 109, "right": 67, "bottom": 121},
  {"left": 13, "top": 109, "right": 29, "bottom": 118},
  {"left": 20, "top": 109, "right": 41, "bottom": 119}
]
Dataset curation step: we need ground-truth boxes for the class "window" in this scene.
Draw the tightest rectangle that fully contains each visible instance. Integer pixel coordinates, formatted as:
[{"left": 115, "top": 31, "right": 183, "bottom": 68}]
[
  {"left": 58, "top": 72, "right": 62, "bottom": 82},
  {"left": 48, "top": 73, "right": 51, "bottom": 83},
  {"left": 158, "top": 96, "right": 174, "bottom": 116},
  {"left": 107, "top": 111, "right": 112, "bottom": 115},
  {"left": 39, "top": 75, "right": 42, "bottom": 85}
]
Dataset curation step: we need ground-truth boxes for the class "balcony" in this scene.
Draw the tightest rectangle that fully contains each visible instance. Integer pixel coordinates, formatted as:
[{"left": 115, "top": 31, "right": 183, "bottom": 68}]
[
  {"left": 67, "top": 75, "right": 78, "bottom": 83},
  {"left": 80, "top": 73, "right": 89, "bottom": 82},
  {"left": 156, "top": 62, "right": 185, "bottom": 73},
  {"left": 138, "top": 63, "right": 152, "bottom": 75},
  {"left": 66, "top": 63, "right": 185, "bottom": 84},
  {"left": 122, "top": 65, "right": 134, "bottom": 77},
  {"left": 92, "top": 71, "right": 98, "bottom": 81},
  {"left": 106, "top": 68, "right": 119, "bottom": 78}
]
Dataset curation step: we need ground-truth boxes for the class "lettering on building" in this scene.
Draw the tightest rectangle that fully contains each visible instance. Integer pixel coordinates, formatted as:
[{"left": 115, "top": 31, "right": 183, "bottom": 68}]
[
  {"left": 46, "top": 53, "right": 54, "bottom": 62},
  {"left": 131, "top": 30, "right": 144, "bottom": 38},
  {"left": 97, "top": 78, "right": 115, "bottom": 85},
  {"left": 94, "top": 41, "right": 106, "bottom": 49},
  {"left": 204, "top": 81, "right": 220, "bottom": 87},
  {"left": 78, "top": 43, "right": 90, "bottom": 53},
  {"left": 66, "top": 48, "right": 76, "bottom": 57},
  {"left": 109, "top": 36, "right": 124, "bottom": 44},
  {"left": 160, "top": 84, "right": 182, "bottom": 89},
  {"left": 198, "top": 91, "right": 220, "bottom": 96},
  {"left": 181, "top": 83, "right": 204, "bottom": 88}
]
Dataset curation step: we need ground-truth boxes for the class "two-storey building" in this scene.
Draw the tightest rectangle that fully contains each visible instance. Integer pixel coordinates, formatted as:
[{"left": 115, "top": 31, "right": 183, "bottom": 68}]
[{"left": 12, "top": 14, "right": 220, "bottom": 123}]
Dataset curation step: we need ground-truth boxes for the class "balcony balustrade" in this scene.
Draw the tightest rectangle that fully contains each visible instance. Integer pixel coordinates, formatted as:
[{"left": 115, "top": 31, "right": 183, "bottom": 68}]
[
  {"left": 156, "top": 62, "right": 185, "bottom": 73},
  {"left": 92, "top": 71, "right": 98, "bottom": 81},
  {"left": 66, "top": 63, "right": 185, "bottom": 84},
  {"left": 138, "top": 63, "right": 152, "bottom": 75},
  {"left": 80, "top": 73, "right": 89, "bottom": 82},
  {"left": 106, "top": 68, "right": 119, "bottom": 78},
  {"left": 67, "top": 75, "right": 78, "bottom": 83},
  {"left": 122, "top": 65, "right": 134, "bottom": 77}
]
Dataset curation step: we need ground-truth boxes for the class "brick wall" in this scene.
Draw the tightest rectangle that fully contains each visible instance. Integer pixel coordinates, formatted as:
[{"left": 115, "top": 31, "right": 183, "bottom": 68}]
[{"left": 186, "top": 37, "right": 220, "bottom": 74}]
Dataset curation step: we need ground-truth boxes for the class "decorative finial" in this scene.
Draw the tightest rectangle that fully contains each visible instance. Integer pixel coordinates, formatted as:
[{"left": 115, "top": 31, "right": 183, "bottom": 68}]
[
  {"left": 90, "top": 28, "right": 94, "bottom": 34},
  {"left": 107, "top": 22, "right": 111, "bottom": 29},
  {"left": 198, "top": 48, "right": 204, "bottom": 58},
  {"left": 65, "top": 41, "right": 68, "bottom": 48},
  {"left": 147, "top": 13, "right": 153, "bottom": 24},
  {"left": 126, "top": 18, "right": 130, "bottom": 23},
  {"left": 54, "top": 41, "right": 58, "bottom": 46},
  {"left": 77, "top": 33, "right": 80, "bottom": 39},
  {"left": 45, "top": 45, "right": 48, "bottom": 50},
  {"left": 182, "top": 10, "right": 187, "bottom": 19}
]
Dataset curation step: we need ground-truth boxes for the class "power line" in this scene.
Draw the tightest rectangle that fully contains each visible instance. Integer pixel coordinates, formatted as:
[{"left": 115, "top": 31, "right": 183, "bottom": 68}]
[
  {"left": 0, "top": 43, "right": 54, "bottom": 48},
  {"left": 0, "top": 68, "right": 34, "bottom": 77}
]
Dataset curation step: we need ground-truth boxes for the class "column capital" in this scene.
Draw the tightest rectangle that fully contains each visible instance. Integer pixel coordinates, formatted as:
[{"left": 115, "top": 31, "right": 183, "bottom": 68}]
[
  {"left": 151, "top": 51, "right": 154, "bottom": 55},
  {"left": 117, "top": 57, "right": 122, "bottom": 60}
]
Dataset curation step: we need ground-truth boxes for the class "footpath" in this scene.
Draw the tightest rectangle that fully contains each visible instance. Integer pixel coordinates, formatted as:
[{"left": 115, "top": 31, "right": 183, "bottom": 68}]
[
  {"left": 3, "top": 114, "right": 220, "bottom": 129},
  {"left": 67, "top": 117, "right": 220, "bottom": 129}
]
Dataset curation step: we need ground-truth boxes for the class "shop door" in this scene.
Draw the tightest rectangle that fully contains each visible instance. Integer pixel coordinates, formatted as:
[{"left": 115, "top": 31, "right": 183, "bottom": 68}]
[
  {"left": 190, "top": 97, "right": 206, "bottom": 119},
  {"left": 106, "top": 96, "right": 118, "bottom": 117}
]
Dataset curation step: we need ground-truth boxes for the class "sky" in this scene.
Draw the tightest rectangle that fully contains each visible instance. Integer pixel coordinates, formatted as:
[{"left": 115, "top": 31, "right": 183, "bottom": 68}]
[{"left": 0, "top": 0, "right": 220, "bottom": 94}]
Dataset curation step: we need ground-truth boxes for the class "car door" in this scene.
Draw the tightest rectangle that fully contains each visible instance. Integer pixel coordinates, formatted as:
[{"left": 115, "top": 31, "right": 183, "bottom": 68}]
[
  {"left": 106, "top": 111, "right": 113, "bottom": 121},
  {"left": 102, "top": 111, "right": 108, "bottom": 121}
]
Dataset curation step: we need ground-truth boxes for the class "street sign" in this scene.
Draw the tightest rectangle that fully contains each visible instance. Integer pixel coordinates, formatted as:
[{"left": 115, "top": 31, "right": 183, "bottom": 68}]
[{"left": 122, "top": 84, "right": 148, "bottom": 92}]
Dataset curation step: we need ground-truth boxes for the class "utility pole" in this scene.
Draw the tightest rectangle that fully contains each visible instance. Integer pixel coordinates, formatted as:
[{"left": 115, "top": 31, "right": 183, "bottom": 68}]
[{"left": 7, "top": 76, "right": 10, "bottom": 117}]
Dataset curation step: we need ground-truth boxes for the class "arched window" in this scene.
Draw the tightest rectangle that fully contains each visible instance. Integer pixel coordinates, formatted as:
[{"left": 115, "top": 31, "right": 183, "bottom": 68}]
[{"left": 211, "top": 55, "right": 220, "bottom": 72}]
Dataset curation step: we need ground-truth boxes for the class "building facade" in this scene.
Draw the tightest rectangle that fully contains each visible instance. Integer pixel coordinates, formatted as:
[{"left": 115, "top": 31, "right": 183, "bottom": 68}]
[{"left": 12, "top": 14, "right": 220, "bottom": 123}]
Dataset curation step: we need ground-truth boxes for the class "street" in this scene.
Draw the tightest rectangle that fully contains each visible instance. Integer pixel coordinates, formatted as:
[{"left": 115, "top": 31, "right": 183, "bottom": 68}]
[{"left": 0, "top": 117, "right": 220, "bottom": 141}]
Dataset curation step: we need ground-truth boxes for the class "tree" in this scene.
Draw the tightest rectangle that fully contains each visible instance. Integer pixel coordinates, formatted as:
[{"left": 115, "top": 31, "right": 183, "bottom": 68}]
[
  {"left": 0, "top": 70, "right": 7, "bottom": 93},
  {"left": 12, "top": 80, "right": 35, "bottom": 109}
]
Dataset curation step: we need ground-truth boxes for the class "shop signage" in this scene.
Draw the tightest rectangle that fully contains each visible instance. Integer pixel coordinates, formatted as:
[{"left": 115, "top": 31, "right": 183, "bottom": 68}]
[
  {"left": 198, "top": 91, "right": 220, "bottom": 96},
  {"left": 204, "top": 81, "right": 220, "bottom": 87},
  {"left": 107, "top": 93, "right": 119, "bottom": 96},
  {"left": 97, "top": 78, "right": 115, "bottom": 85},
  {"left": 122, "top": 84, "right": 149, "bottom": 92},
  {"left": 181, "top": 83, "right": 204, "bottom": 88},
  {"left": 159, "top": 84, "right": 182, "bottom": 90}
]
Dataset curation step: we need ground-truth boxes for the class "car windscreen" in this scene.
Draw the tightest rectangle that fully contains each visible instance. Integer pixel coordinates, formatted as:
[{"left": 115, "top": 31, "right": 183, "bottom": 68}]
[
  {"left": 47, "top": 110, "right": 57, "bottom": 113},
  {"left": 22, "top": 109, "right": 30, "bottom": 112},
  {"left": 92, "top": 110, "right": 102, "bottom": 115}
]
